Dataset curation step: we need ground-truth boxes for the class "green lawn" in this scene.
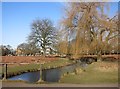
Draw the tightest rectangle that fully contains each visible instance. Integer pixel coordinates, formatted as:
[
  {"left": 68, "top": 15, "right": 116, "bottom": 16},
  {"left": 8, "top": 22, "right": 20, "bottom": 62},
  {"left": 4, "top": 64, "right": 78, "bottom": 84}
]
[
  {"left": 1, "top": 59, "right": 118, "bottom": 84},
  {"left": 4, "top": 58, "right": 73, "bottom": 74},
  {"left": 60, "top": 61, "right": 118, "bottom": 84}
]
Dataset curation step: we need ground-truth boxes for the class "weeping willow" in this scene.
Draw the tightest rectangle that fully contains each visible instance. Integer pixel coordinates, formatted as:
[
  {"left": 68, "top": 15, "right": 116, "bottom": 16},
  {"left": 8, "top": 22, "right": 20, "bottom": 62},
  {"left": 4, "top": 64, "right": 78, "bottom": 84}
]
[{"left": 61, "top": 2, "right": 118, "bottom": 59}]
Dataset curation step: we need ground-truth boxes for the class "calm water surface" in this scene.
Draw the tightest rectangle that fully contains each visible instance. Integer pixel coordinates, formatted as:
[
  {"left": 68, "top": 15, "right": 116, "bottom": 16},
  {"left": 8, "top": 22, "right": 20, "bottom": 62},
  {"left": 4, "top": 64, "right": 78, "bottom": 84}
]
[{"left": 8, "top": 62, "right": 87, "bottom": 83}]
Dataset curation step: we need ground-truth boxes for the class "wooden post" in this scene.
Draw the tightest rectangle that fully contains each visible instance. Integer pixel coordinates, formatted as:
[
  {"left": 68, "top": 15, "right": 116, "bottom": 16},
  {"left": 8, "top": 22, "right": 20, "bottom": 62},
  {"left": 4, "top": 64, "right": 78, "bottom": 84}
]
[
  {"left": 5, "top": 64, "right": 7, "bottom": 79},
  {"left": 2, "top": 64, "right": 4, "bottom": 79},
  {"left": 3, "top": 64, "right": 7, "bottom": 80},
  {"left": 97, "top": 51, "right": 102, "bottom": 61},
  {"left": 40, "top": 63, "right": 42, "bottom": 81},
  {"left": 38, "top": 63, "right": 43, "bottom": 82}
]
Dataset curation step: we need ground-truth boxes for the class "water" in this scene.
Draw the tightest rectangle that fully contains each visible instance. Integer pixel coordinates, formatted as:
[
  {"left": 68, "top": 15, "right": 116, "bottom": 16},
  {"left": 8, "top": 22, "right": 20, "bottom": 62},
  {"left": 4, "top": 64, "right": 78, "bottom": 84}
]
[
  {"left": 8, "top": 71, "right": 40, "bottom": 83},
  {"left": 0, "top": 74, "right": 2, "bottom": 79},
  {"left": 61, "top": 63, "right": 79, "bottom": 74},
  {"left": 8, "top": 68, "right": 61, "bottom": 83},
  {"left": 42, "top": 68, "right": 61, "bottom": 82},
  {"left": 8, "top": 62, "right": 86, "bottom": 83}
]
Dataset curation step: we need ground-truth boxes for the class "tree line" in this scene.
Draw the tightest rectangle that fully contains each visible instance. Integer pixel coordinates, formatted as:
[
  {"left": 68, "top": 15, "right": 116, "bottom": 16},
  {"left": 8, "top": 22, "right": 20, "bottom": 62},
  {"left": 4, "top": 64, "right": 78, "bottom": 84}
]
[
  {"left": 57, "top": 2, "right": 118, "bottom": 59},
  {"left": 1, "top": 2, "right": 119, "bottom": 57}
]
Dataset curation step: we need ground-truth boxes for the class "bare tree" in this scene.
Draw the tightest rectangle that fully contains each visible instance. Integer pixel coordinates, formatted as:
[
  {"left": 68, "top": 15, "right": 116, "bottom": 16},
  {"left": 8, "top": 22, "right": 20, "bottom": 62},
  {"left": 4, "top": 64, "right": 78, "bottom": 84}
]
[
  {"left": 61, "top": 2, "right": 118, "bottom": 59},
  {"left": 0, "top": 45, "right": 15, "bottom": 56},
  {"left": 28, "top": 19, "right": 57, "bottom": 56},
  {"left": 17, "top": 43, "right": 40, "bottom": 56}
]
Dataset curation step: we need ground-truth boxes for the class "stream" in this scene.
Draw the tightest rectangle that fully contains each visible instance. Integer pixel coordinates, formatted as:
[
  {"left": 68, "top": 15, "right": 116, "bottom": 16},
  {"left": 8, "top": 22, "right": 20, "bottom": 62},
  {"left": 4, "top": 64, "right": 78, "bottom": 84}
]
[{"left": 8, "top": 62, "right": 88, "bottom": 83}]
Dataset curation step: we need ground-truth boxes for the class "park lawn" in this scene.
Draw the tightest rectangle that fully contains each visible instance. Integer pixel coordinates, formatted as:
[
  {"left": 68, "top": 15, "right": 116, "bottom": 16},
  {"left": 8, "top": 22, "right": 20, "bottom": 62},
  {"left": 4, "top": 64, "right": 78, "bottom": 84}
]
[
  {"left": 60, "top": 61, "right": 118, "bottom": 84},
  {"left": 6, "top": 58, "right": 73, "bottom": 74}
]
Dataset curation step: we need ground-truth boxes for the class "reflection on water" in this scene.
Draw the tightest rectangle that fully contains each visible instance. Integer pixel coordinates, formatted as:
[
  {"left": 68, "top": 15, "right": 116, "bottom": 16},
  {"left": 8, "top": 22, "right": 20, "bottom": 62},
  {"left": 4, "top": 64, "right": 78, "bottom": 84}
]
[
  {"left": 8, "top": 71, "right": 40, "bottom": 83},
  {"left": 42, "top": 68, "right": 61, "bottom": 82},
  {"left": 8, "top": 62, "right": 87, "bottom": 83},
  {"left": 9, "top": 69, "right": 61, "bottom": 83},
  {"left": 0, "top": 74, "right": 2, "bottom": 79}
]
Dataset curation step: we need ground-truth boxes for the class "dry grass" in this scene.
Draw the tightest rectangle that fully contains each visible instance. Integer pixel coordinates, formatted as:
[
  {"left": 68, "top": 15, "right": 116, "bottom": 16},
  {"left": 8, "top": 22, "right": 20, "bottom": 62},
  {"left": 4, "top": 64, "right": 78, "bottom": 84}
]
[
  {"left": 1, "top": 56, "right": 58, "bottom": 64},
  {"left": 94, "top": 62, "right": 118, "bottom": 72},
  {"left": 60, "top": 61, "right": 118, "bottom": 84}
]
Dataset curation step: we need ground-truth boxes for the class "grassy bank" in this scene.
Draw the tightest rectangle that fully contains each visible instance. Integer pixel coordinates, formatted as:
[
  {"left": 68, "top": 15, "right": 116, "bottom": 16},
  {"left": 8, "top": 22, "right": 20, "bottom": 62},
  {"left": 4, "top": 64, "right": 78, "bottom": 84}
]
[
  {"left": 60, "top": 61, "right": 118, "bottom": 84},
  {"left": 1, "top": 59, "right": 118, "bottom": 84},
  {"left": 2, "top": 58, "right": 74, "bottom": 77}
]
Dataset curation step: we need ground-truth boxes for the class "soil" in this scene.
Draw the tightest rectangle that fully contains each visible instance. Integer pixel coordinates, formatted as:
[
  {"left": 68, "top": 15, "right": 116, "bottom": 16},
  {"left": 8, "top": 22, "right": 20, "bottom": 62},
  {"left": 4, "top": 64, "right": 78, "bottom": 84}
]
[{"left": 1, "top": 56, "right": 58, "bottom": 64}]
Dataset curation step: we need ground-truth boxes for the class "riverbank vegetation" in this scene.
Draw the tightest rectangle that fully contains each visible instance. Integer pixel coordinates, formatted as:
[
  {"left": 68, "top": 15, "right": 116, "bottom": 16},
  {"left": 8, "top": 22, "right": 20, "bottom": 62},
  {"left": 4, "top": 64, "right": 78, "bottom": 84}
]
[
  {"left": 1, "top": 58, "right": 74, "bottom": 77},
  {"left": 1, "top": 60, "right": 118, "bottom": 84},
  {"left": 60, "top": 61, "right": 118, "bottom": 84}
]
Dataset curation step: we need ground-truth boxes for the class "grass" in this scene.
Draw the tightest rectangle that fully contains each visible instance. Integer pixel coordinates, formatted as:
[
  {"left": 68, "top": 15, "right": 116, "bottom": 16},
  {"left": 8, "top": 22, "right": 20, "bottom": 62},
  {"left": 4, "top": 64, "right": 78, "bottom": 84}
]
[
  {"left": 2, "top": 58, "right": 73, "bottom": 75},
  {"left": 1, "top": 59, "right": 118, "bottom": 84},
  {"left": 60, "top": 61, "right": 118, "bottom": 84}
]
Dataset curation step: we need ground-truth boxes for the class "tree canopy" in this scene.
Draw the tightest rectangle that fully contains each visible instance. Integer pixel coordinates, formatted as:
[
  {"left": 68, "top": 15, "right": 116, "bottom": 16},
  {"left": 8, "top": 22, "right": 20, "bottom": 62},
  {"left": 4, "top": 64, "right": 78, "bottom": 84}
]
[
  {"left": 28, "top": 19, "right": 57, "bottom": 56},
  {"left": 60, "top": 2, "right": 118, "bottom": 58}
]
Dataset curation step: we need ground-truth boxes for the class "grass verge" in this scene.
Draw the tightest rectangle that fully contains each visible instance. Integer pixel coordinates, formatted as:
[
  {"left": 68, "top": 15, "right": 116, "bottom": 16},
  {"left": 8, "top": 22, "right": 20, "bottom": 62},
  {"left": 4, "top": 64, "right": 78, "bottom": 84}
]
[
  {"left": 60, "top": 61, "right": 118, "bottom": 84},
  {"left": 2, "top": 58, "right": 73, "bottom": 76}
]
